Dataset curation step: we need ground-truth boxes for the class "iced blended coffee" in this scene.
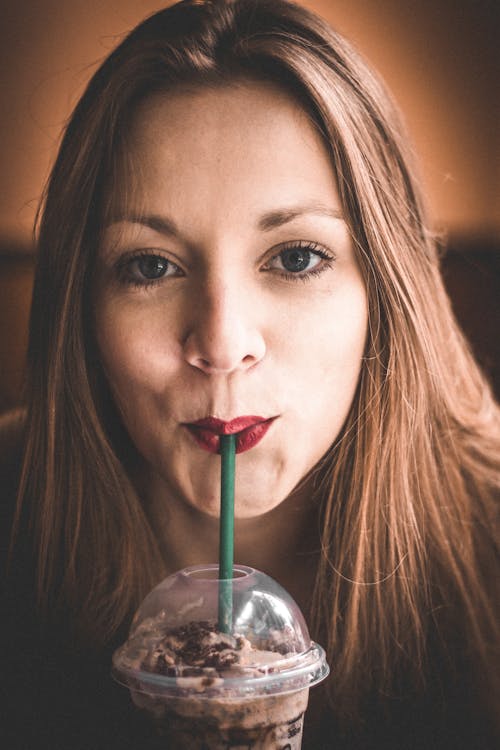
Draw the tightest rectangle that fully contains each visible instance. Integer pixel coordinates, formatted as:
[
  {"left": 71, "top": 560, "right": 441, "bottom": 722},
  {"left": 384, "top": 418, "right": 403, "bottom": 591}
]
[{"left": 112, "top": 565, "right": 329, "bottom": 748}]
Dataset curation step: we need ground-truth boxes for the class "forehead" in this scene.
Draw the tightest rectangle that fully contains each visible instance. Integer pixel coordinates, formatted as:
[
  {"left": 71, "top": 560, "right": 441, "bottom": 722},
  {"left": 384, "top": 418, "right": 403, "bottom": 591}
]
[
  {"left": 127, "top": 78, "right": 321, "bottom": 148},
  {"left": 106, "top": 80, "right": 340, "bottom": 226}
]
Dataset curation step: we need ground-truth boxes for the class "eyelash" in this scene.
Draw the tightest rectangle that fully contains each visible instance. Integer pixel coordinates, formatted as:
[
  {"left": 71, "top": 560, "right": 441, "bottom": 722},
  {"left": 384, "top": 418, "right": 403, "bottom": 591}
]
[
  {"left": 263, "top": 240, "right": 335, "bottom": 282},
  {"left": 115, "top": 250, "right": 183, "bottom": 289},
  {"left": 115, "top": 241, "right": 335, "bottom": 289}
]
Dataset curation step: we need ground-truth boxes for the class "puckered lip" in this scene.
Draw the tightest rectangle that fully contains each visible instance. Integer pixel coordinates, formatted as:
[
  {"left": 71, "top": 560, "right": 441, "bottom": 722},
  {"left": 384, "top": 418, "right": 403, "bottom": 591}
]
[
  {"left": 182, "top": 415, "right": 277, "bottom": 454},
  {"left": 184, "top": 415, "right": 269, "bottom": 434}
]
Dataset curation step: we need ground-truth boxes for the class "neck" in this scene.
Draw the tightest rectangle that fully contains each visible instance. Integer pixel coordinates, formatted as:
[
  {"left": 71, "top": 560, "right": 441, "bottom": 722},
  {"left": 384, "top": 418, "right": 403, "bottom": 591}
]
[{"left": 138, "top": 469, "right": 321, "bottom": 619}]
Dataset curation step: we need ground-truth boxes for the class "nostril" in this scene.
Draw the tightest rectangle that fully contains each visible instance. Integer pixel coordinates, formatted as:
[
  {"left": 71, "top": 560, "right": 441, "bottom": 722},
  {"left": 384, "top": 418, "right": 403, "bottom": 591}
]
[{"left": 182, "top": 319, "right": 266, "bottom": 374}]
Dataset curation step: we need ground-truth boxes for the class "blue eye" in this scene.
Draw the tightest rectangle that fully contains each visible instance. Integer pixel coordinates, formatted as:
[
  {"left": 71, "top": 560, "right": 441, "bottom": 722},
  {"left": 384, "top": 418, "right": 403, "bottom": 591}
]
[
  {"left": 279, "top": 247, "right": 318, "bottom": 273},
  {"left": 118, "top": 252, "right": 184, "bottom": 286},
  {"left": 136, "top": 255, "right": 170, "bottom": 279},
  {"left": 265, "top": 242, "right": 334, "bottom": 279}
]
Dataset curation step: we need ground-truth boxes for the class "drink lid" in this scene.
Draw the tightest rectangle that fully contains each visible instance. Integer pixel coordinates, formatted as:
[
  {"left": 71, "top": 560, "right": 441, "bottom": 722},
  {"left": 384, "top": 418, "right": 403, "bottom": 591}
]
[{"left": 112, "top": 565, "right": 329, "bottom": 699}]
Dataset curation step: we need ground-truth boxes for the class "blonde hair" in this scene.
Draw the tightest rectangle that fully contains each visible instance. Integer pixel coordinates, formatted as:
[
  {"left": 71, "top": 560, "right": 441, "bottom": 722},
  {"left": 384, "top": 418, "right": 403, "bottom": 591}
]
[{"left": 12, "top": 0, "right": 499, "bottom": 717}]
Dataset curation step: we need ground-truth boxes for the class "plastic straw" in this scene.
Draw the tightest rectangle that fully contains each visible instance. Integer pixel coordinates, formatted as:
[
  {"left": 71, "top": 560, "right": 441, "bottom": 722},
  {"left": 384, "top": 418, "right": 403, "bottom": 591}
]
[{"left": 218, "top": 434, "right": 236, "bottom": 633}]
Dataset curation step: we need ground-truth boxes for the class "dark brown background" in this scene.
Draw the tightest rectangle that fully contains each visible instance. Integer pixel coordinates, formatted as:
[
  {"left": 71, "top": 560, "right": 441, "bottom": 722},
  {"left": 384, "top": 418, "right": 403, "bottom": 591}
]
[{"left": 1, "top": 0, "right": 499, "bottom": 410}]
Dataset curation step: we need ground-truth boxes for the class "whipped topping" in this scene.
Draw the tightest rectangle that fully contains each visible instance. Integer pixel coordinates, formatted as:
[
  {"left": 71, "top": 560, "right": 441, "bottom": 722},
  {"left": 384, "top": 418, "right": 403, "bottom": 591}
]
[{"left": 118, "top": 617, "right": 298, "bottom": 679}]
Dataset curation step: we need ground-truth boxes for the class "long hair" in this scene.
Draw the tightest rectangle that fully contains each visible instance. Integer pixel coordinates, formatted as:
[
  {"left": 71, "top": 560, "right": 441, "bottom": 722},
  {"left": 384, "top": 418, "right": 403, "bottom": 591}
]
[{"left": 11, "top": 0, "right": 499, "bottom": 715}]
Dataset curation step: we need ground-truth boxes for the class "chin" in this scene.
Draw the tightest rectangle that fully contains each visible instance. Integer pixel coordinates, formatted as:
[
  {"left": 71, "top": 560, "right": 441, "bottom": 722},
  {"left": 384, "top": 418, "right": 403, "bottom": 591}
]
[
  {"left": 188, "top": 496, "right": 276, "bottom": 520},
  {"left": 233, "top": 492, "right": 290, "bottom": 519},
  {"left": 187, "top": 493, "right": 221, "bottom": 518}
]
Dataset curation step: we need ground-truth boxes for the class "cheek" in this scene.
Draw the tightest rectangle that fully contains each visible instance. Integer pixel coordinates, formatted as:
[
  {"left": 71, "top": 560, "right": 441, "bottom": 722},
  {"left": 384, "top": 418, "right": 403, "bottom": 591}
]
[
  {"left": 291, "top": 284, "right": 367, "bottom": 379},
  {"left": 322, "top": 310, "right": 367, "bottom": 380},
  {"left": 94, "top": 303, "right": 179, "bottom": 400},
  {"left": 96, "top": 310, "right": 168, "bottom": 368},
  {"left": 289, "top": 284, "right": 367, "bottom": 432}
]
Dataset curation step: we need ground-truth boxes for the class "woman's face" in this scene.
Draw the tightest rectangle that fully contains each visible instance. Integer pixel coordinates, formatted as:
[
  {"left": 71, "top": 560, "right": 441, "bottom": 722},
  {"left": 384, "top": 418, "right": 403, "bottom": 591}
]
[{"left": 93, "top": 81, "right": 368, "bottom": 518}]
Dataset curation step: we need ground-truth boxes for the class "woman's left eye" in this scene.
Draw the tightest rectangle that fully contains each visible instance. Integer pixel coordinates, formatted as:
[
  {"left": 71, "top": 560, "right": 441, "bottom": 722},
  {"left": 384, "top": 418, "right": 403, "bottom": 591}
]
[{"left": 264, "top": 242, "right": 335, "bottom": 279}]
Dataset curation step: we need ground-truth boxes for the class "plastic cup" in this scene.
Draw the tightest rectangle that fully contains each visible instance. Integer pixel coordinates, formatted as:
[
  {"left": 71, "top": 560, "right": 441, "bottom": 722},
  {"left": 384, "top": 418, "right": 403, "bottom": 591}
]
[{"left": 112, "top": 564, "right": 329, "bottom": 748}]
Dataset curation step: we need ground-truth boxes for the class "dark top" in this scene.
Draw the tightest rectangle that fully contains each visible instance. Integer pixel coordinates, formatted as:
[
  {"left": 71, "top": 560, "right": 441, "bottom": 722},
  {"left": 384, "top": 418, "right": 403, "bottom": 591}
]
[{"left": 1, "top": 410, "right": 497, "bottom": 750}]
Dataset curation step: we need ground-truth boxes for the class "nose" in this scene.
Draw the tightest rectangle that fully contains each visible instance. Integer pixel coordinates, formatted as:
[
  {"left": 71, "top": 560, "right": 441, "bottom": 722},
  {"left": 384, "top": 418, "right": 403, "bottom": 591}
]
[{"left": 182, "top": 281, "right": 266, "bottom": 375}]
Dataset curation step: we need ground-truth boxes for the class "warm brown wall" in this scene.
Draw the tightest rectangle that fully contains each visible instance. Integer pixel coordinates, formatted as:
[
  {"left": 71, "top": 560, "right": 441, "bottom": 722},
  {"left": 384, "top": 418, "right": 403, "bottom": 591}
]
[
  {"left": 306, "top": 0, "right": 500, "bottom": 239},
  {"left": 1, "top": 0, "right": 499, "bottom": 247}
]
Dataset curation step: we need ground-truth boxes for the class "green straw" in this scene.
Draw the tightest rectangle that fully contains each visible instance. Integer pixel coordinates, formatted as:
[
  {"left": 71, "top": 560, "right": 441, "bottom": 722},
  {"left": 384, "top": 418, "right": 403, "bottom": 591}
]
[{"left": 218, "top": 434, "right": 236, "bottom": 633}]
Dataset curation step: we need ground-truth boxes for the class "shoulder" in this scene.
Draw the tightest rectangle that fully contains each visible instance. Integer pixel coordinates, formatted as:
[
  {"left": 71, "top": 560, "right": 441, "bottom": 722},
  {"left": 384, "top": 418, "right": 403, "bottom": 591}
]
[
  {"left": 0, "top": 407, "right": 25, "bottom": 447},
  {"left": 0, "top": 408, "right": 25, "bottom": 489},
  {"left": 0, "top": 409, "right": 25, "bottom": 545}
]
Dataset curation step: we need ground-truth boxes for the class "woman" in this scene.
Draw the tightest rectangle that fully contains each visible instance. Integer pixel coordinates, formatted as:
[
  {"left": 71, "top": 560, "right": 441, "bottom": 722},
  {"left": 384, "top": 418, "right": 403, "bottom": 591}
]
[{"left": 2, "top": 1, "right": 498, "bottom": 748}]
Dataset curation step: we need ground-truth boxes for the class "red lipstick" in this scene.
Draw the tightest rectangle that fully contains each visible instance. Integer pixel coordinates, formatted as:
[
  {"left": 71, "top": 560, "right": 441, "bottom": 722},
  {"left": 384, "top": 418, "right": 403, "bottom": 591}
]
[{"left": 183, "top": 416, "right": 275, "bottom": 454}]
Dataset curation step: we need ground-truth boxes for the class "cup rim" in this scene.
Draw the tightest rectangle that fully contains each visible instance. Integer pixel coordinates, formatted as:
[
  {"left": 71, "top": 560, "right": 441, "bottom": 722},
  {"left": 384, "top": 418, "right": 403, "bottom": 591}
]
[
  {"left": 179, "top": 563, "right": 256, "bottom": 582},
  {"left": 112, "top": 642, "right": 329, "bottom": 698}
]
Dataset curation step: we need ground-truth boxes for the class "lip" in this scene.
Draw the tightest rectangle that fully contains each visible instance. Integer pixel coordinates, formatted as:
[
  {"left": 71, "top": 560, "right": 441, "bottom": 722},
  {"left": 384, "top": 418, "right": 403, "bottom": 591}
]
[{"left": 183, "top": 416, "right": 276, "bottom": 454}]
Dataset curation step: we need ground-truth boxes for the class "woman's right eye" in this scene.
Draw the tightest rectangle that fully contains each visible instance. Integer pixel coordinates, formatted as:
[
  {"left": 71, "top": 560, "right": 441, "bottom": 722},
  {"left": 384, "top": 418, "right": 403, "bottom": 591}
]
[{"left": 117, "top": 251, "right": 184, "bottom": 287}]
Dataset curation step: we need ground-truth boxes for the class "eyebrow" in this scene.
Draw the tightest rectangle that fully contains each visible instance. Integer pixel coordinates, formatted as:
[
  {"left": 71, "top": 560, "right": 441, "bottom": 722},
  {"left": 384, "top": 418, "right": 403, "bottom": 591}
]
[
  {"left": 115, "top": 214, "right": 178, "bottom": 237},
  {"left": 106, "top": 203, "right": 344, "bottom": 236},
  {"left": 257, "top": 203, "right": 344, "bottom": 231}
]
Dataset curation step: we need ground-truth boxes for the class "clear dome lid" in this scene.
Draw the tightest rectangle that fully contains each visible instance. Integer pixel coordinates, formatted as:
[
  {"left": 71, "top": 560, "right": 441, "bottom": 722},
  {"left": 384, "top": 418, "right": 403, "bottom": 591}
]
[{"left": 112, "top": 564, "right": 329, "bottom": 699}]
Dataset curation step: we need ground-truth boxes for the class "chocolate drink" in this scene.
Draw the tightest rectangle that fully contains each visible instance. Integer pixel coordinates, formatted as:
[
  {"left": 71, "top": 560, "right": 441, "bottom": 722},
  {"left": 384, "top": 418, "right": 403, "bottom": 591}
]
[
  {"left": 112, "top": 565, "right": 329, "bottom": 749},
  {"left": 117, "top": 618, "right": 309, "bottom": 748}
]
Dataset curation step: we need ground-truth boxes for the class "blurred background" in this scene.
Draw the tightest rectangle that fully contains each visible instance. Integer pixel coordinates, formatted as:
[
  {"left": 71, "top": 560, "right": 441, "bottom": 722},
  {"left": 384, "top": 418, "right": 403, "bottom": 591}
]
[{"left": 1, "top": 0, "right": 499, "bottom": 410}]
